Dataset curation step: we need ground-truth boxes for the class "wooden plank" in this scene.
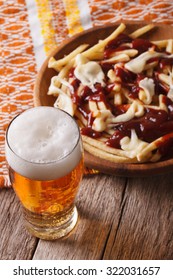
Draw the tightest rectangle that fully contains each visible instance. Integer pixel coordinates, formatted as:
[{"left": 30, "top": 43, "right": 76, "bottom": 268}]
[
  {"left": 103, "top": 174, "right": 173, "bottom": 260},
  {"left": 2, "top": 173, "right": 172, "bottom": 260},
  {"left": 0, "top": 188, "right": 38, "bottom": 260},
  {"left": 33, "top": 174, "right": 126, "bottom": 260}
]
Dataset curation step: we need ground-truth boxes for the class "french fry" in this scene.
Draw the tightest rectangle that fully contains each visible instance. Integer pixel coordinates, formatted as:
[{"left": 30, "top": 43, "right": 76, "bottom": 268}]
[
  {"left": 49, "top": 59, "right": 74, "bottom": 89},
  {"left": 151, "top": 40, "right": 168, "bottom": 48},
  {"left": 83, "top": 141, "right": 138, "bottom": 163},
  {"left": 89, "top": 101, "right": 98, "bottom": 112},
  {"left": 48, "top": 44, "right": 89, "bottom": 71},
  {"left": 82, "top": 135, "right": 137, "bottom": 159},
  {"left": 102, "top": 53, "right": 130, "bottom": 63},
  {"left": 130, "top": 24, "right": 155, "bottom": 39},
  {"left": 158, "top": 73, "right": 170, "bottom": 85},
  {"left": 110, "top": 49, "right": 138, "bottom": 58},
  {"left": 81, "top": 23, "right": 126, "bottom": 60},
  {"left": 138, "top": 132, "right": 173, "bottom": 162},
  {"left": 166, "top": 39, "right": 173, "bottom": 53}
]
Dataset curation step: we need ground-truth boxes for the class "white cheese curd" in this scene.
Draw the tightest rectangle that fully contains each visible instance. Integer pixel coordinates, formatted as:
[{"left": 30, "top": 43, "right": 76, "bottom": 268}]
[
  {"left": 124, "top": 51, "right": 173, "bottom": 74},
  {"left": 120, "top": 130, "right": 148, "bottom": 159},
  {"left": 54, "top": 93, "right": 75, "bottom": 116},
  {"left": 111, "top": 100, "right": 144, "bottom": 123},
  {"left": 74, "top": 54, "right": 105, "bottom": 90},
  {"left": 139, "top": 77, "right": 155, "bottom": 104}
]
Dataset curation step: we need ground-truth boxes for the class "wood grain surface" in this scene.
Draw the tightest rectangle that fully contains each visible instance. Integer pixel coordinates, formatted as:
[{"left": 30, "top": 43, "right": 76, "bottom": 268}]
[
  {"left": 0, "top": 188, "right": 37, "bottom": 260},
  {"left": 1, "top": 173, "right": 173, "bottom": 260}
]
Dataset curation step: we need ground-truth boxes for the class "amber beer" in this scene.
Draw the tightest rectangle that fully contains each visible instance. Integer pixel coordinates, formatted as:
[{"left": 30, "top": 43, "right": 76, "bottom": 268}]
[{"left": 5, "top": 107, "right": 83, "bottom": 240}]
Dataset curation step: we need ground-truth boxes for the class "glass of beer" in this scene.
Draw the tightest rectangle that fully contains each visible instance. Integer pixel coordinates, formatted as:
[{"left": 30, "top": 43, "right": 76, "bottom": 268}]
[{"left": 5, "top": 106, "right": 84, "bottom": 240}]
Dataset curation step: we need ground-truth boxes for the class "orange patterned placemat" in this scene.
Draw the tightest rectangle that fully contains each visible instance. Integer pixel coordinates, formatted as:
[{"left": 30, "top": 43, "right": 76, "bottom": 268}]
[
  {"left": 0, "top": 0, "right": 37, "bottom": 187},
  {"left": 0, "top": 0, "right": 173, "bottom": 187}
]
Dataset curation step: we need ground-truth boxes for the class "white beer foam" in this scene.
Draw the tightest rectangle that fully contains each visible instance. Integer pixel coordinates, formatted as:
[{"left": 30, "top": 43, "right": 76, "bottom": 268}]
[{"left": 5, "top": 107, "right": 82, "bottom": 180}]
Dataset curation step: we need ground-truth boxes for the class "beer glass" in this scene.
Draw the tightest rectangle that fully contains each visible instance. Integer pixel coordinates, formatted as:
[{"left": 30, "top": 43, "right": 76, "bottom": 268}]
[{"left": 5, "top": 106, "right": 84, "bottom": 240}]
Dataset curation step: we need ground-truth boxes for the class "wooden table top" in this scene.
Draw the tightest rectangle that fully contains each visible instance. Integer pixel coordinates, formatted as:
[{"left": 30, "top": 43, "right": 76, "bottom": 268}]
[{"left": 0, "top": 172, "right": 173, "bottom": 260}]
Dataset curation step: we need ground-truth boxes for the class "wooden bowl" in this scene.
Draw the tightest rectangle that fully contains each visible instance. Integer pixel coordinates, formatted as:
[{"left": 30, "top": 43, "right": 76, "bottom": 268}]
[{"left": 34, "top": 22, "right": 173, "bottom": 177}]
